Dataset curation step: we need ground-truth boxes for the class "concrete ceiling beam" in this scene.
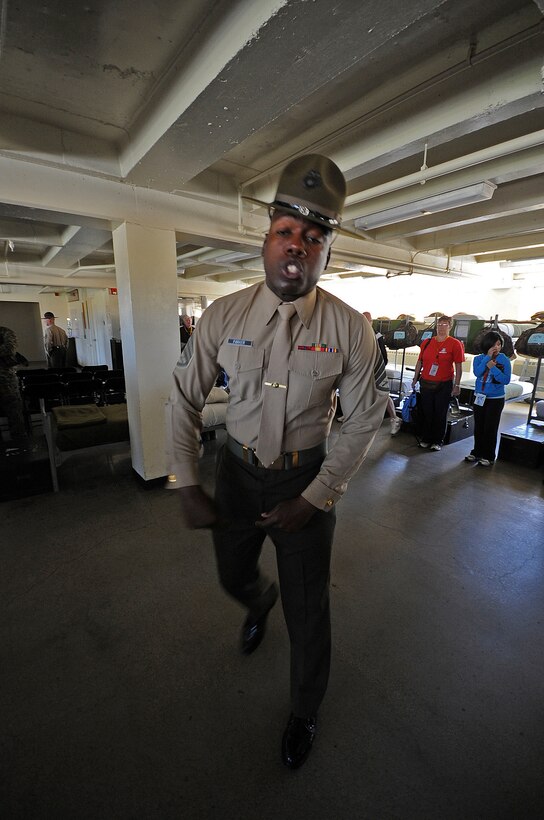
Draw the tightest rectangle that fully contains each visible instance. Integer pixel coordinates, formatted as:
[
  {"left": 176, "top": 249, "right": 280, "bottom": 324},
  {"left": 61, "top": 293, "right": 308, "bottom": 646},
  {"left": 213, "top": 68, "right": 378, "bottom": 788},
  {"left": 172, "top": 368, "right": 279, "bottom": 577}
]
[
  {"left": 417, "top": 210, "right": 544, "bottom": 250},
  {"left": 0, "top": 268, "right": 115, "bottom": 288},
  {"left": 127, "top": 0, "right": 457, "bottom": 189},
  {"left": 119, "top": 0, "right": 289, "bottom": 177},
  {"left": 448, "top": 230, "right": 544, "bottom": 257},
  {"left": 343, "top": 136, "right": 544, "bottom": 221},
  {"left": 0, "top": 219, "right": 65, "bottom": 245},
  {"left": 213, "top": 271, "right": 264, "bottom": 284},
  {"left": 475, "top": 246, "right": 544, "bottom": 263},
  {"left": 0, "top": 112, "right": 121, "bottom": 177},
  {"left": 0, "top": 154, "right": 259, "bottom": 250},
  {"left": 395, "top": 174, "right": 544, "bottom": 248},
  {"left": 337, "top": 44, "right": 543, "bottom": 184},
  {"left": 41, "top": 227, "right": 113, "bottom": 269}
]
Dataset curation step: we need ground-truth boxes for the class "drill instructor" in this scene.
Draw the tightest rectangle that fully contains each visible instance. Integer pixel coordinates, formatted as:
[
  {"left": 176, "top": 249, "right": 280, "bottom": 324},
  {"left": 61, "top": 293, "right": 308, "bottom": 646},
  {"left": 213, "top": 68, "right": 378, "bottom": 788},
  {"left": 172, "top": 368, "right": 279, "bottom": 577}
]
[{"left": 166, "top": 155, "right": 389, "bottom": 768}]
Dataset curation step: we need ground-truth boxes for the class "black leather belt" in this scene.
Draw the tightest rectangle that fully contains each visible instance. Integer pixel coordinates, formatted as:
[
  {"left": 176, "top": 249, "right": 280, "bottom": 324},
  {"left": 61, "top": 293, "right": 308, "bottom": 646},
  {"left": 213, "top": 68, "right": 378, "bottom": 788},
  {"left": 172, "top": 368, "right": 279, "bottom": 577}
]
[{"left": 226, "top": 435, "right": 327, "bottom": 470}]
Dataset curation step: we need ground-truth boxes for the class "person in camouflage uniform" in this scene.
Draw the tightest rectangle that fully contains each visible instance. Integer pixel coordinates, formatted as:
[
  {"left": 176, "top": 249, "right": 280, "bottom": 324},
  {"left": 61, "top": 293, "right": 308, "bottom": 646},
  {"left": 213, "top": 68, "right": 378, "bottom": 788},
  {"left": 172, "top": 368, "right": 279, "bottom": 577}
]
[{"left": 0, "top": 326, "right": 28, "bottom": 443}]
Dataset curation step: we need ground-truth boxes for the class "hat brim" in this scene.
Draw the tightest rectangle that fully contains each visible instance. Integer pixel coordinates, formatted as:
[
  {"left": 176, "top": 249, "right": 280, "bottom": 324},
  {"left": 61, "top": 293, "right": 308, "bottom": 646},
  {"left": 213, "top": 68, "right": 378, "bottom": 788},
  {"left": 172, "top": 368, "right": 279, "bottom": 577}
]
[{"left": 242, "top": 195, "right": 365, "bottom": 241}]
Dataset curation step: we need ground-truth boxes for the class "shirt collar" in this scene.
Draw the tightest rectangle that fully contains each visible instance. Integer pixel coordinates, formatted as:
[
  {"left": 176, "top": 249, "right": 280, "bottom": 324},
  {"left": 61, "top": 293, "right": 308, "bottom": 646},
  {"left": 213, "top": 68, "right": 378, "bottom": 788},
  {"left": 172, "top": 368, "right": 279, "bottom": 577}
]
[{"left": 262, "top": 283, "right": 316, "bottom": 329}]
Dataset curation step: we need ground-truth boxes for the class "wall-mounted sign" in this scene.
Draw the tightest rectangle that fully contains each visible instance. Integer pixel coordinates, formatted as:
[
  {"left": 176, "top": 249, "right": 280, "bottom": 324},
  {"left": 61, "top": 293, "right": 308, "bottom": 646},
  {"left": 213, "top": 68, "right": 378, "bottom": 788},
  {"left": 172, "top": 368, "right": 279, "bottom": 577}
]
[
  {"left": 109, "top": 287, "right": 118, "bottom": 295},
  {"left": 67, "top": 289, "right": 79, "bottom": 302},
  {"left": 68, "top": 304, "right": 82, "bottom": 338}
]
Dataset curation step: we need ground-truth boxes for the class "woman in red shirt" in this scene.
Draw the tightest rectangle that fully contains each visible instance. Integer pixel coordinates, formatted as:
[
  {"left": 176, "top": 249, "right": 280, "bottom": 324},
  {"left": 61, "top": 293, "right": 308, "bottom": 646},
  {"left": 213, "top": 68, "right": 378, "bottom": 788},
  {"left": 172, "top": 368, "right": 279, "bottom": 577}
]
[{"left": 411, "top": 316, "right": 464, "bottom": 450}]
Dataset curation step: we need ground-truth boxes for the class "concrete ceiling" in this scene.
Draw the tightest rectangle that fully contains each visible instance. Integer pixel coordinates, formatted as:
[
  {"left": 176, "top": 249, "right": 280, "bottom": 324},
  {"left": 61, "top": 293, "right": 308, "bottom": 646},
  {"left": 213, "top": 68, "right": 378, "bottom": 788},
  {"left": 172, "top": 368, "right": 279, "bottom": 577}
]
[{"left": 0, "top": 0, "right": 543, "bottom": 292}]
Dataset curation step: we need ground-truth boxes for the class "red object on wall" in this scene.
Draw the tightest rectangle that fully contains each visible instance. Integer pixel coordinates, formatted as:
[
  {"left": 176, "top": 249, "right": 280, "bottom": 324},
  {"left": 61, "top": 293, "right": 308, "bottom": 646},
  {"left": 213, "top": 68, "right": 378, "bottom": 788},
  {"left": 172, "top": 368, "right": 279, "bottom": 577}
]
[{"left": 109, "top": 287, "right": 118, "bottom": 295}]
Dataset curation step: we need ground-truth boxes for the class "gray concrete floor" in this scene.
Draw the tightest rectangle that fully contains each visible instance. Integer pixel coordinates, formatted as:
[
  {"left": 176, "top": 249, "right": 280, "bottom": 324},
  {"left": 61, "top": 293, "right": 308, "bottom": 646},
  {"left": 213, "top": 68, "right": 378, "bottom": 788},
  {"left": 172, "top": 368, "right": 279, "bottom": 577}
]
[{"left": 1, "top": 402, "right": 543, "bottom": 819}]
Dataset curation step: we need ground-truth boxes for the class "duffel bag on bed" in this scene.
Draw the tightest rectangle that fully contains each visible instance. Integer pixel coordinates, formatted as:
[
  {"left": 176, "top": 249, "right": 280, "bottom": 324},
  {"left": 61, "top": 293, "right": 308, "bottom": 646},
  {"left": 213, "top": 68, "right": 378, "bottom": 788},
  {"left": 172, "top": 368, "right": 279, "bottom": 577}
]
[
  {"left": 473, "top": 327, "right": 515, "bottom": 358},
  {"left": 383, "top": 321, "right": 418, "bottom": 350},
  {"left": 515, "top": 323, "right": 544, "bottom": 357}
]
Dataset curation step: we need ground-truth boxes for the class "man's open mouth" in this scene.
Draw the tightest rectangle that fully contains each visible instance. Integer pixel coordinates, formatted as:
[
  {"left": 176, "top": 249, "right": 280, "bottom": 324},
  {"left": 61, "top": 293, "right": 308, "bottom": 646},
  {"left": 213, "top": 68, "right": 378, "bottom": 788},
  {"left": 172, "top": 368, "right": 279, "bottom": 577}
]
[{"left": 282, "top": 262, "right": 303, "bottom": 278}]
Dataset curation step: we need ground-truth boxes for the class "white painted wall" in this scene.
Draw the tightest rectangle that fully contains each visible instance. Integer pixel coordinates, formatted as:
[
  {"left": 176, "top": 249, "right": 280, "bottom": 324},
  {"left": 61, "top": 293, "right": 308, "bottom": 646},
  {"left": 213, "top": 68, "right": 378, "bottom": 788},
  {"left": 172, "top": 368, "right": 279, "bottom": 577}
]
[
  {"left": 0, "top": 287, "right": 70, "bottom": 363},
  {"left": 0, "top": 287, "right": 70, "bottom": 329}
]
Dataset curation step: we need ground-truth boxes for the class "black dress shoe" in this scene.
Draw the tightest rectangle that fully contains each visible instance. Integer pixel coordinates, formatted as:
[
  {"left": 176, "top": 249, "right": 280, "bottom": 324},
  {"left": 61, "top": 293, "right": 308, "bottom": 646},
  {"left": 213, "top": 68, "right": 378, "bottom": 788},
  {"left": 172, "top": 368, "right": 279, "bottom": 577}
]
[
  {"left": 281, "top": 714, "right": 317, "bottom": 769},
  {"left": 241, "top": 586, "right": 278, "bottom": 655}
]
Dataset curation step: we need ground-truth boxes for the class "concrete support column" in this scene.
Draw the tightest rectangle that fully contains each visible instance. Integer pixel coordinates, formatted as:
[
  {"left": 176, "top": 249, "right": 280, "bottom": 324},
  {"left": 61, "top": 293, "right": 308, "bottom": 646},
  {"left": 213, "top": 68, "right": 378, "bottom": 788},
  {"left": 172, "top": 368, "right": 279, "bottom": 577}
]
[{"left": 112, "top": 223, "right": 179, "bottom": 480}]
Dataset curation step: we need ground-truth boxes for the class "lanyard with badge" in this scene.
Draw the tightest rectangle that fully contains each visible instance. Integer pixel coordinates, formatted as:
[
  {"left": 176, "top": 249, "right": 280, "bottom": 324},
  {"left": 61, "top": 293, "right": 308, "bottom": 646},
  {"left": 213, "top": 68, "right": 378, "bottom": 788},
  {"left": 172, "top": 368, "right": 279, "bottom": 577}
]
[
  {"left": 426, "top": 338, "right": 441, "bottom": 377},
  {"left": 474, "top": 361, "right": 491, "bottom": 406}
]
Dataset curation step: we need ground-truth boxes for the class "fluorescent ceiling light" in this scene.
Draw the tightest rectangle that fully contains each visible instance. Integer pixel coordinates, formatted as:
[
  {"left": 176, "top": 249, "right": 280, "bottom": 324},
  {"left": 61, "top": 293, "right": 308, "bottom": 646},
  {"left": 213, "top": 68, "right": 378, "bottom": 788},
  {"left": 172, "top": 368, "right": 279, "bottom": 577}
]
[
  {"left": 76, "top": 263, "right": 116, "bottom": 270},
  {"left": 353, "top": 182, "right": 497, "bottom": 230},
  {"left": 212, "top": 251, "right": 256, "bottom": 264},
  {"left": 338, "top": 262, "right": 386, "bottom": 274},
  {"left": 500, "top": 258, "right": 544, "bottom": 267},
  {"left": 181, "top": 249, "right": 256, "bottom": 266},
  {"left": 337, "top": 271, "right": 384, "bottom": 279}
]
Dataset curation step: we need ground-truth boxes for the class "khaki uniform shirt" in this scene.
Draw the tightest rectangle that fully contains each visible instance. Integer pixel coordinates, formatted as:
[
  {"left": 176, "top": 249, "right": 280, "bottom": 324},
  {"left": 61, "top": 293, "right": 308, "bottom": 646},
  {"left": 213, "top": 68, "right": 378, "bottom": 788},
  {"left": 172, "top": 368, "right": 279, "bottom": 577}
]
[
  {"left": 44, "top": 324, "right": 68, "bottom": 353},
  {"left": 166, "top": 282, "right": 389, "bottom": 510}
]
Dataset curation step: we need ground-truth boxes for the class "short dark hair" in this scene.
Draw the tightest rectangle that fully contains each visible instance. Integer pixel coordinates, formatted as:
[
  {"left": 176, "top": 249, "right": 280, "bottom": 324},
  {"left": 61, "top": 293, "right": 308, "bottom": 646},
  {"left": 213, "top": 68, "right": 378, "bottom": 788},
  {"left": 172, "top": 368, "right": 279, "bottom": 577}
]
[{"left": 480, "top": 330, "right": 503, "bottom": 353}]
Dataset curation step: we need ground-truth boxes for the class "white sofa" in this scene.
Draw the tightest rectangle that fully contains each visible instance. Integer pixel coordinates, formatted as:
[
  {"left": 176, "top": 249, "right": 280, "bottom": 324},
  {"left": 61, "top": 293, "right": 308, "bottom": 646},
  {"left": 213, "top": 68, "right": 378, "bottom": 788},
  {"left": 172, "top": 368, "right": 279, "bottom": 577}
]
[{"left": 459, "top": 373, "right": 533, "bottom": 402}]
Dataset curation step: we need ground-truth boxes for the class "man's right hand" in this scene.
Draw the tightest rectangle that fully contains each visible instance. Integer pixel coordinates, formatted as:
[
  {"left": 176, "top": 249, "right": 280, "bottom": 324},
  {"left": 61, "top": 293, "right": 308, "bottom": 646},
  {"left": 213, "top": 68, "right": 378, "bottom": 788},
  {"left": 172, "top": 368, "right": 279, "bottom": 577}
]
[{"left": 178, "top": 485, "right": 219, "bottom": 529}]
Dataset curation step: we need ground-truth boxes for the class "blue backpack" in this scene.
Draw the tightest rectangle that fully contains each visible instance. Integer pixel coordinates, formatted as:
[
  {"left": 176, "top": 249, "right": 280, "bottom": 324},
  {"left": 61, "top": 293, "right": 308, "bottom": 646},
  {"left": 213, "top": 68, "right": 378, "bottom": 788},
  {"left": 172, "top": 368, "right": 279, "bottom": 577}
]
[{"left": 401, "top": 390, "right": 418, "bottom": 424}]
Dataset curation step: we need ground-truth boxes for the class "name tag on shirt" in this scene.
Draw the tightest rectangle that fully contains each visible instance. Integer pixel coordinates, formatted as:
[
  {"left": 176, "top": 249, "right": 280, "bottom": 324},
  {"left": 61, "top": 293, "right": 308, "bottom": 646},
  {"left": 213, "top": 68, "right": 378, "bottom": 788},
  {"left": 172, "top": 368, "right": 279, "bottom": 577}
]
[
  {"left": 429, "top": 363, "right": 439, "bottom": 376},
  {"left": 228, "top": 338, "right": 253, "bottom": 346},
  {"left": 474, "top": 393, "right": 486, "bottom": 406}
]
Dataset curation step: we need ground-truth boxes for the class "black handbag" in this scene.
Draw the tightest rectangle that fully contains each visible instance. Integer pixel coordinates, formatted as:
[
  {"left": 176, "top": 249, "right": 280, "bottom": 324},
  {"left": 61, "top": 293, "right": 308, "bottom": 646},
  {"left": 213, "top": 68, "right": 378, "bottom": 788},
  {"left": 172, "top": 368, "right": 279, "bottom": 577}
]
[{"left": 419, "top": 378, "right": 441, "bottom": 392}]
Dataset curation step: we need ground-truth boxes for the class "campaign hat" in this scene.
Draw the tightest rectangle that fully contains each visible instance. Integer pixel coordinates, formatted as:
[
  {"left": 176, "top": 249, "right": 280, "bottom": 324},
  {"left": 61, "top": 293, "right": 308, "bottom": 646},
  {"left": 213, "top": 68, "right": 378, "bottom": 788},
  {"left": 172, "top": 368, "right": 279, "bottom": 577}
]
[{"left": 243, "top": 154, "right": 361, "bottom": 238}]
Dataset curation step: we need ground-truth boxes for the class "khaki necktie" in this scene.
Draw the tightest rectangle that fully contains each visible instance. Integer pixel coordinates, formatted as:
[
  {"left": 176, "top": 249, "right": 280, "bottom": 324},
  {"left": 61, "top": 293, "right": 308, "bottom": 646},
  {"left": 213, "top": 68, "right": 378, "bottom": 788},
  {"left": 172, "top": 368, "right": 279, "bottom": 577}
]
[{"left": 255, "top": 303, "right": 297, "bottom": 467}]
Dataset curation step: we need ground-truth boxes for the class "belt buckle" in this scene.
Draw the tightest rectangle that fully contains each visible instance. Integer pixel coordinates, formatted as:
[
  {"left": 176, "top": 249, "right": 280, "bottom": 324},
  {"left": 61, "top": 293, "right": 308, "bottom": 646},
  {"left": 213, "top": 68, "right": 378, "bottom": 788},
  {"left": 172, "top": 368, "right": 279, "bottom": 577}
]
[
  {"left": 242, "top": 444, "right": 255, "bottom": 465},
  {"left": 267, "top": 454, "right": 285, "bottom": 470}
]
